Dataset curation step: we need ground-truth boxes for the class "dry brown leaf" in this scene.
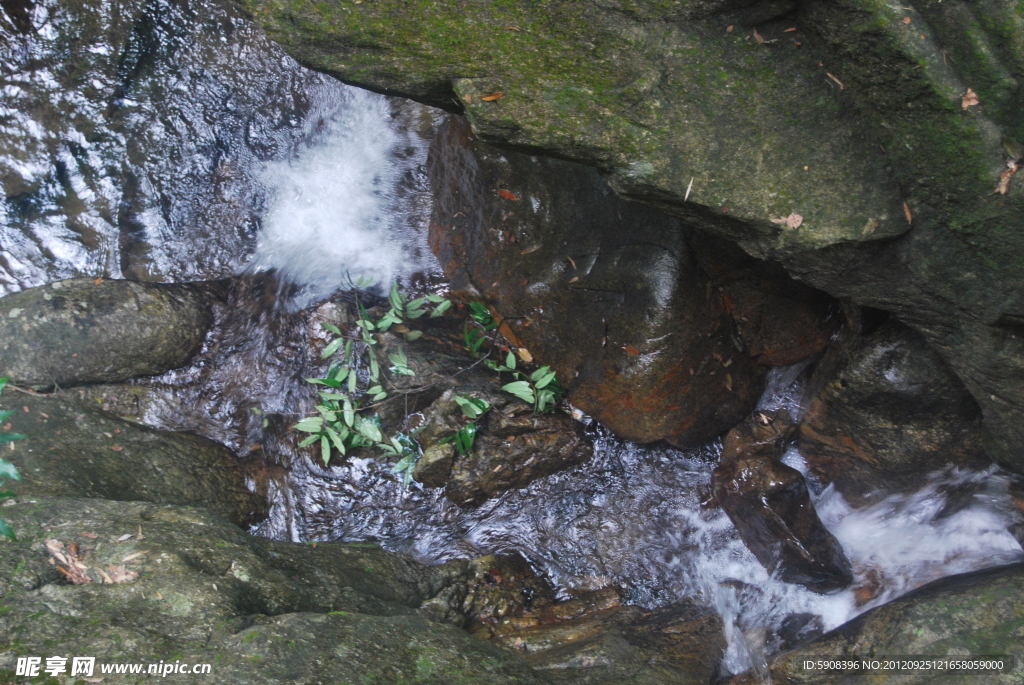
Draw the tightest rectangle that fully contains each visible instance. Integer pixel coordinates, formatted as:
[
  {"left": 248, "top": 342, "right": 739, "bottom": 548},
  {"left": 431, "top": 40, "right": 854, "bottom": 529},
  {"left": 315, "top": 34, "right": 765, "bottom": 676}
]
[
  {"left": 771, "top": 213, "right": 804, "bottom": 229},
  {"left": 623, "top": 345, "right": 641, "bottom": 356},
  {"left": 481, "top": 92, "right": 505, "bottom": 101},
  {"left": 569, "top": 276, "right": 579, "bottom": 283},
  {"left": 752, "top": 28, "right": 765, "bottom": 44},
  {"left": 497, "top": 189, "right": 518, "bottom": 201},
  {"left": 903, "top": 201, "right": 913, "bottom": 225},
  {"left": 80, "top": 531, "right": 99, "bottom": 539},
  {"left": 961, "top": 88, "right": 980, "bottom": 109},
  {"left": 726, "top": 25, "right": 734, "bottom": 33},
  {"left": 504, "top": 26, "right": 520, "bottom": 31},
  {"left": 725, "top": 373, "right": 733, "bottom": 391},
  {"left": 516, "top": 348, "right": 533, "bottom": 363},
  {"left": 996, "top": 162, "right": 1020, "bottom": 195},
  {"left": 110, "top": 444, "right": 123, "bottom": 452},
  {"left": 108, "top": 565, "right": 138, "bottom": 584},
  {"left": 902, "top": 16, "right": 912, "bottom": 24},
  {"left": 519, "top": 244, "right": 540, "bottom": 255},
  {"left": 826, "top": 72, "right": 845, "bottom": 90},
  {"left": 784, "top": 27, "right": 797, "bottom": 32},
  {"left": 122, "top": 551, "right": 148, "bottom": 563},
  {"left": 93, "top": 277, "right": 103, "bottom": 285}
]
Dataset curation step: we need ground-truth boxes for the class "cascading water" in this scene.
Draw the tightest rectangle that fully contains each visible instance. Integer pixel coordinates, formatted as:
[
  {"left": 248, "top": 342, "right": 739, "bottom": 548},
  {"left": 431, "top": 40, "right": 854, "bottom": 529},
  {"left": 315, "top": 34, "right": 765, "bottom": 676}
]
[{"left": 3, "top": 0, "right": 1024, "bottom": 679}]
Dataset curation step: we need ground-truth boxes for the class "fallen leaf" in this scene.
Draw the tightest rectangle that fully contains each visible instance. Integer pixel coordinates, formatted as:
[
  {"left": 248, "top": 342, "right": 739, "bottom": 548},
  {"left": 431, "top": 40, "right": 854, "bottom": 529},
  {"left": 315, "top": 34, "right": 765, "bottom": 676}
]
[
  {"left": 117, "top": 533, "right": 133, "bottom": 542},
  {"left": 569, "top": 276, "right": 579, "bottom": 283},
  {"left": 961, "top": 88, "right": 980, "bottom": 109},
  {"left": 623, "top": 345, "right": 641, "bottom": 356},
  {"left": 122, "top": 551, "right": 148, "bottom": 563},
  {"left": 902, "top": 16, "right": 912, "bottom": 24},
  {"left": 80, "top": 531, "right": 99, "bottom": 539},
  {"left": 93, "top": 277, "right": 103, "bottom": 285},
  {"left": 996, "top": 161, "right": 1020, "bottom": 195},
  {"left": 685, "top": 176, "right": 694, "bottom": 202},
  {"left": 519, "top": 244, "right": 540, "bottom": 255},
  {"left": 504, "top": 26, "right": 520, "bottom": 31},
  {"left": 752, "top": 28, "right": 765, "bottom": 44},
  {"left": 107, "top": 565, "right": 138, "bottom": 584},
  {"left": 156, "top": 592, "right": 163, "bottom": 600},
  {"left": 567, "top": 256, "right": 577, "bottom": 269},
  {"left": 771, "top": 212, "right": 804, "bottom": 229},
  {"left": 726, "top": 25, "right": 734, "bottom": 33},
  {"left": 505, "top": 435, "right": 516, "bottom": 442},
  {"left": 498, "top": 189, "right": 518, "bottom": 201},
  {"left": 110, "top": 444, "right": 122, "bottom": 452},
  {"left": 784, "top": 27, "right": 797, "bottom": 32},
  {"left": 826, "top": 72, "right": 845, "bottom": 90},
  {"left": 481, "top": 91, "right": 505, "bottom": 101},
  {"left": 516, "top": 348, "right": 533, "bottom": 363},
  {"left": 903, "top": 201, "right": 913, "bottom": 225},
  {"left": 725, "top": 374, "right": 733, "bottom": 391},
  {"left": 722, "top": 294, "right": 733, "bottom": 314}
]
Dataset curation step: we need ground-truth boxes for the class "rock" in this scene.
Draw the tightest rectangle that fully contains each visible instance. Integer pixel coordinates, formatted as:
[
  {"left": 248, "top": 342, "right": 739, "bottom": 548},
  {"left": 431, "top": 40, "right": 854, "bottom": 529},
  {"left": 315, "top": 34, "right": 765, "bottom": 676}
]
[
  {"left": 370, "top": 323, "right": 594, "bottom": 504},
  {"left": 759, "top": 562, "right": 1024, "bottom": 684},
  {"left": 798, "top": 320, "right": 990, "bottom": 506},
  {"left": 3, "top": 392, "right": 264, "bottom": 527},
  {"left": 477, "top": 591, "right": 725, "bottom": 684},
  {"left": 244, "top": 0, "right": 1024, "bottom": 471},
  {"left": 461, "top": 553, "right": 558, "bottom": 630},
  {"left": 0, "top": 278, "right": 213, "bottom": 388},
  {"left": 428, "top": 116, "right": 774, "bottom": 447},
  {"left": 0, "top": 497, "right": 546, "bottom": 685},
  {"left": 713, "top": 410, "right": 853, "bottom": 593}
]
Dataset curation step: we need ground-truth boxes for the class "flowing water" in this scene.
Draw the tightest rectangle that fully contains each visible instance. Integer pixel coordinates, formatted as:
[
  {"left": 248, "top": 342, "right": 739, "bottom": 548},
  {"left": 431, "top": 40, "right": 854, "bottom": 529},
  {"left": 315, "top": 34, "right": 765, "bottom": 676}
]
[{"left": 3, "top": 0, "right": 1024, "bottom": 678}]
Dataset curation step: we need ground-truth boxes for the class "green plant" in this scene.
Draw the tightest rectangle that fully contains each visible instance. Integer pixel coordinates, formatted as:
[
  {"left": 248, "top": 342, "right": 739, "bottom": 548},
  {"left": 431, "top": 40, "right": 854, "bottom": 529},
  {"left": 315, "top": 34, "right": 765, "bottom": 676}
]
[
  {"left": 438, "top": 395, "right": 490, "bottom": 456},
  {"left": 487, "top": 352, "right": 563, "bottom": 413},
  {"left": 295, "top": 285, "right": 449, "bottom": 475},
  {"left": 0, "top": 377, "right": 26, "bottom": 541}
]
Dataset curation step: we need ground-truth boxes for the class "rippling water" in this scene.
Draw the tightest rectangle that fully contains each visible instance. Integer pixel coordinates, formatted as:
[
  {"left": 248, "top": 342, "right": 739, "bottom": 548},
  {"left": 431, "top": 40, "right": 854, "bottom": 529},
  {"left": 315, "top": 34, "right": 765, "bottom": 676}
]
[{"left": 4, "top": 0, "right": 1024, "bottom": 678}]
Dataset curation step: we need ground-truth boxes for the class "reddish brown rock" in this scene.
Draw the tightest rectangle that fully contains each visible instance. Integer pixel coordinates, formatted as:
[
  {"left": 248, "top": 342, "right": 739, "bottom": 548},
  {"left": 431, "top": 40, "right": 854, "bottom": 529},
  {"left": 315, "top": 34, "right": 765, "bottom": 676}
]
[
  {"left": 429, "top": 116, "right": 796, "bottom": 447},
  {"left": 713, "top": 410, "right": 853, "bottom": 594}
]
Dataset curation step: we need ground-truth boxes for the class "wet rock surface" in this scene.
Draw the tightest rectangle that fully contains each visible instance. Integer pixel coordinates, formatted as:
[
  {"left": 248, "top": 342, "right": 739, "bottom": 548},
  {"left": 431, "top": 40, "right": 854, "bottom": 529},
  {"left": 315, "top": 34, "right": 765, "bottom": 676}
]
[
  {"left": 798, "top": 320, "right": 990, "bottom": 506},
  {"left": 0, "top": 278, "right": 213, "bottom": 388},
  {"left": 745, "top": 562, "right": 1024, "bottom": 684},
  {"left": 429, "top": 116, "right": 824, "bottom": 447},
  {"left": 245, "top": 0, "right": 1024, "bottom": 471},
  {"left": 0, "top": 497, "right": 546, "bottom": 685},
  {"left": 369, "top": 321, "right": 593, "bottom": 505},
  {"left": 713, "top": 410, "right": 853, "bottom": 594},
  {"left": 3, "top": 391, "right": 264, "bottom": 527}
]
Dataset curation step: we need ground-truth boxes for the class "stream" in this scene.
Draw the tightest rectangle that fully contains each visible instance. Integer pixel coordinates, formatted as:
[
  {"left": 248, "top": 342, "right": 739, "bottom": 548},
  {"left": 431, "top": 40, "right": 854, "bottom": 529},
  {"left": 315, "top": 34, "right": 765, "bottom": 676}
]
[{"left": 3, "top": 0, "right": 1024, "bottom": 678}]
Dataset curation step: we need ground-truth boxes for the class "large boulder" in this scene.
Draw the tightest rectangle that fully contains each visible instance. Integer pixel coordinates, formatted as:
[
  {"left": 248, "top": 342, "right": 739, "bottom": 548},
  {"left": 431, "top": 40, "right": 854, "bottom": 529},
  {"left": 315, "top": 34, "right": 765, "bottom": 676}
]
[
  {"left": 428, "top": 117, "right": 835, "bottom": 447},
  {"left": 713, "top": 410, "right": 853, "bottom": 594},
  {"left": 798, "top": 320, "right": 991, "bottom": 506},
  {"left": 3, "top": 391, "right": 264, "bottom": 527},
  {"left": 0, "top": 497, "right": 546, "bottom": 685},
  {"left": 242, "top": 0, "right": 1024, "bottom": 470},
  {"left": 747, "top": 562, "right": 1024, "bottom": 684},
  {"left": 0, "top": 278, "right": 213, "bottom": 388}
]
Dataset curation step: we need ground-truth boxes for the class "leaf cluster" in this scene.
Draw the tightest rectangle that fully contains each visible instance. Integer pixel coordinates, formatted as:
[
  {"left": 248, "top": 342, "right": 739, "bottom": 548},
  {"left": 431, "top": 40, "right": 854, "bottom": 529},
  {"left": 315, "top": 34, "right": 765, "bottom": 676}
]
[
  {"left": 487, "top": 352, "right": 563, "bottom": 414},
  {"left": 438, "top": 395, "right": 491, "bottom": 456},
  {"left": 0, "top": 376, "right": 26, "bottom": 540},
  {"left": 357, "top": 283, "right": 450, "bottom": 343}
]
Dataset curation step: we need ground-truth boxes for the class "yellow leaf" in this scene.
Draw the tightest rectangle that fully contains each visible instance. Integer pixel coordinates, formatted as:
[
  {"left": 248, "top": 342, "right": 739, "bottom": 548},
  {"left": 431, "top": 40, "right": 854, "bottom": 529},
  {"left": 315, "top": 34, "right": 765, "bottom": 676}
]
[{"left": 481, "top": 92, "right": 505, "bottom": 101}]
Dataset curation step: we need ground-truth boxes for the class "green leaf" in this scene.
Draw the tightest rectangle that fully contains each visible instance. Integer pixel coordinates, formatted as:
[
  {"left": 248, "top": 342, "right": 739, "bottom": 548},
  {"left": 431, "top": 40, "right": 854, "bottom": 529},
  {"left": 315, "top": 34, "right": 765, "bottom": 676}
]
[
  {"left": 372, "top": 392, "right": 388, "bottom": 401},
  {"left": 321, "top": 337, "right": 344, "bottom": 359},
  {"left": 321, "top": 322, "right": 342, "bottom": 335},
  {"left": 306, "top": 377, "right": 342, "bottom": 389},
  {"left": 321, "top": 436, "right": 331, "bottom": 465},
  {"left": 325, "top": 426, "right": 347, "bottom": 455},
  {"left": 0, "top": 433, "right": 26, "bottom": 444},
  {"left": 0, "top": 459, "right": 20, "bottom": 481},
  {"left": 454, "top": 395, "right": 490, "bottom": 419},
  {"left": 369, "top": 355, "right": 380, "bottom": 381},
  {"left": 407, "top": 297, "right": 427, "bottom": 311},
  {"left": 537, "top": 389, "right": 557, "bottom": 413},
  {"left": 0, "top": 490, "right": 15, "bottom": 500},
  {"left": 430, "top": 299, "right": 452, "bottom": 317},
  {"left": 404, "top": 330, "right": 423, "bottom": 341},
  {"left": 0, "top": 518, "right": 15, "bottom": 541},
  {"left": 502, "top": 381, "right": 535, "bottom": 404},
  {"left": 331, "top": 365, "right": 349, "bottom": 383},
  {"left": 298, "top": 434, "right": 319, "bottom": 448},
  {"left": 0, "top": 409, "right": 14, "bottom": 422},
  {"left": 342, "top": 398, "right": 355, "bottom": 427},
  {"left": 505, "top": 351, "right": 516, "bottom": 370},
  {"left": 535, "top": 371, "right": 556, "bottom": 389},
  {"left": 426, "top": 294, "right": 446, "bottom": 303},
  {"left": 0, "top": 376, "right": 8, "bottom": 395},
  {"left": 389, "top": 282, "right": 404, "bottom": 311},
  {"left": 348, "top": 368, "right": 358, "bottom": 393},
  {"left": 455, "top": 424, "right": 477, "bottom": 455},
  {"left": 368, "top": 385, "right": 384, "bottom": 396},
  {"left": 354, "top": 416, "right": 383, "bottom": 443},
  {"left": 294, "top": 417, "right": 324, "bottom": 433}
]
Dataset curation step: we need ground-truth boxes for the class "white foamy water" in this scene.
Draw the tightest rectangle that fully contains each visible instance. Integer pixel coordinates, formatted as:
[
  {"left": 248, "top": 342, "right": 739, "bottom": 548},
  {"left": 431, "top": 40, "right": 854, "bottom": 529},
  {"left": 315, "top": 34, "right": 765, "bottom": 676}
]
[{"left": 247, "top": 90, "right": 439, "bottom": 303}]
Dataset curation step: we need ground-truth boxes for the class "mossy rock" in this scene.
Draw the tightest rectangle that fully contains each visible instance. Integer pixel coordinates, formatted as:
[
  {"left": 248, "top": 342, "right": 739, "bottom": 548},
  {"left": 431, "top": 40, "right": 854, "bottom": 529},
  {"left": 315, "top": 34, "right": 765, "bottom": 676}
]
[{"left": 0, "top": 497, "right": 547, "bottom": 685}]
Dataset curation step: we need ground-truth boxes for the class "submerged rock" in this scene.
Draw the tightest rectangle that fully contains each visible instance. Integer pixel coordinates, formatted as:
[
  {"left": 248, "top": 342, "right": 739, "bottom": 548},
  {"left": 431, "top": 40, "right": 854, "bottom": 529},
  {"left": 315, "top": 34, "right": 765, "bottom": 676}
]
[
  {"left": 0, "top": 278, "right": 213, "bottom": 388},
  {"left": 3, "top": 392, "right": 264, "bottom": 527},
  {"left": 713, "top": 410, "right": 853, "bottom": 594},
  {"left": 798, "top": 320, "right": 990, "bottom": 506},
  {"left": 0, "top": 497, "right": 545, "bottom": 685},
  {"left": 429, "top": 117, "right": 833, "bottom": 447},
  {"left": 753, "top": 562, "right": 1024, "bottom": 684}
]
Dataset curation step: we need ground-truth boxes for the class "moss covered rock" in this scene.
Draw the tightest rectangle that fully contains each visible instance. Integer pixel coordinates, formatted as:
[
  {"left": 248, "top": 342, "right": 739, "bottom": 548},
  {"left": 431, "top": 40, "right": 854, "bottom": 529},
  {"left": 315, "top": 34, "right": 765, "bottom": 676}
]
[
  {"left": 0, "top": 278, "right": 213, "bottom": 388},
  {"left": 0, "top": 497, "right": 547, "bottom": 684},
  {"left": 3, "top": 391, "right": 264, "bottom": 527}
]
